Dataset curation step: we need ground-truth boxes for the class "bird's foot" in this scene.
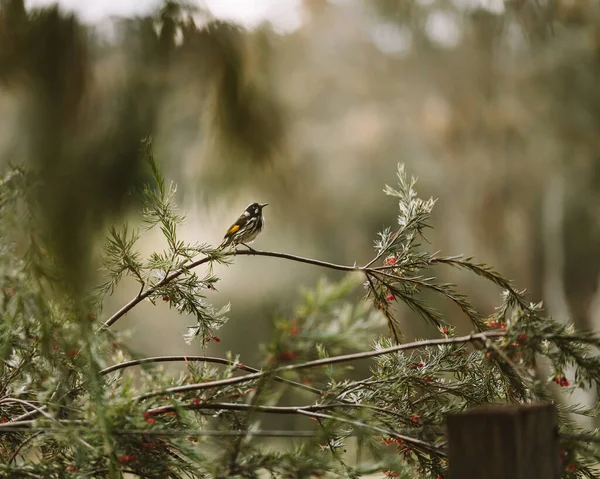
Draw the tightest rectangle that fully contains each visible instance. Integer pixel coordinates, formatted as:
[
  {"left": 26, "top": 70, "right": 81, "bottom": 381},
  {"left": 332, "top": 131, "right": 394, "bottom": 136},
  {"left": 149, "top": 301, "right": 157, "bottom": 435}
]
[{"left": 241, "top": 243, "right": 257, "bottom": 253}]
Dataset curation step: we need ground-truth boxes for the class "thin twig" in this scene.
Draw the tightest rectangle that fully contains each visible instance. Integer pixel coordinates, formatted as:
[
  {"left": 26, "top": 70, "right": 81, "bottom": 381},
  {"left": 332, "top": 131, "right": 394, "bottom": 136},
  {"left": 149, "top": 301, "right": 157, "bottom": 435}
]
[
  {"left": 365, "top": 272, "right": 401, "bottom": 342},
  {"left": 483, "top": 333, "right": 537, "bottom": 385},
  {"left": 363, "top": 229, "right": 400, "bottom": 269},
  {"left": 0, "top": 419, "right": 87, "bottom": 429},
  {"left": 8, "top": 406, "right": 49, "bottom": 424},
  {"left": 8, "top": 431, "right": 42, "bottom": 464},
  {"left": 228, "top": 368, "right": 274, "bottom": 474},
  {"left": 316, "top": 417, "right": 353, "bottom": 475},
  {"left": 296, "top": 410, "right": 442, "bottom": 455},
  {"left": 134, "top": 332, "right": 506, "bottom": 401},
  {"left": 0, "top": 398, "right": 57, "bottom": 422}
]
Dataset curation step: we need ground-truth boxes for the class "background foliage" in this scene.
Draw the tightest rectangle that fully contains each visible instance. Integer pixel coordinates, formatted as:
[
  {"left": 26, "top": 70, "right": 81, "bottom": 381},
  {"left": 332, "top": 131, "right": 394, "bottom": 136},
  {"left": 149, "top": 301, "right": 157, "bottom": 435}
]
[{"left": 2, "top": 0, "right": 600, "bottom": 477}]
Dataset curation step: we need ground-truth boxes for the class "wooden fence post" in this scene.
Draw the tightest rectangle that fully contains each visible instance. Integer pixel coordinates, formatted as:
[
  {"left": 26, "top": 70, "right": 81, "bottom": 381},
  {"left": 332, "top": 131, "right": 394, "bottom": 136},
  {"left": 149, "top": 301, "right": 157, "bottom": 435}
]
[{"left": 446, "top": 403, "right": 560, "bottom": 479}]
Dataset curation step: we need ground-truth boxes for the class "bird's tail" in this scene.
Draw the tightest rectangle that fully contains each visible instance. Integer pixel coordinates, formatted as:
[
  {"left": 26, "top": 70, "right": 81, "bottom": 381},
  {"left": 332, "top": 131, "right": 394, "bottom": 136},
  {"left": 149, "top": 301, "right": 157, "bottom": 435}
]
[{"left": 217, "top": 238, "right": 229, "bottom": 250}]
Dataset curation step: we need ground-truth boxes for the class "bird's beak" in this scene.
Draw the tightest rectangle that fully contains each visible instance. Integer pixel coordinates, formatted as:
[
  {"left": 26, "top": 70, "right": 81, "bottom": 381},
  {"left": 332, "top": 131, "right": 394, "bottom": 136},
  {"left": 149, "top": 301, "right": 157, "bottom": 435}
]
[{"left": 260, "top": 203, "right": 269, "bottom": 208}]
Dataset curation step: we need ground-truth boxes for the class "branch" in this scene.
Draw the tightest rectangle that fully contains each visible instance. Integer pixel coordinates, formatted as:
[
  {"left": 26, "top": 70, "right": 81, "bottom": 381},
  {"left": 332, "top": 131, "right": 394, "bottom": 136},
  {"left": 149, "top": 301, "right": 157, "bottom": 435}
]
[
  {"left": 100, "top": 249, "right": 363, "bottom": 331},
  {"left": 233, "top": 249, "right": 362, "bottom": 272},
  {"left": 148, "top": 399, "right": 423, "bottom": 428},
  {"left": 99, "top": 256, "right": 213, "bottom": 331},
  {"left": 134, "top": 331, "right": 506, "bottom": 401},
  {"left": 99, "top": 355, "right": 323, "bottom": 396},
  {"left": 144, "top": 402, "right": 441, "bottom": 454},
  {"left": 0, "top": 419, "right": 87, "bottom": 429}
]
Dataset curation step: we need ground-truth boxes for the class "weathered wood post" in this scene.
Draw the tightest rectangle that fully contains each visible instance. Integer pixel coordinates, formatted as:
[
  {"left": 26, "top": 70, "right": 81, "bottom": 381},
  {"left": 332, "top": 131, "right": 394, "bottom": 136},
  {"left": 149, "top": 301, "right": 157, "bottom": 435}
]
[{"left": 446, "top": 404, "right": 560, "bottom": 479}]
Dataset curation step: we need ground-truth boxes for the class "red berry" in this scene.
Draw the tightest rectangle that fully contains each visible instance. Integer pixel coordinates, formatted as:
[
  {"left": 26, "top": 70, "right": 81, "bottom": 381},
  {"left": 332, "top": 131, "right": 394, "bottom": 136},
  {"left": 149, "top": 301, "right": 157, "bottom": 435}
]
[
  {"left": 418, "top": 362, "right": 424, "bottom": 368},
  {"left": 279, "top": 350, "right": 297, "bottom": 361},
  {"left": 410, "top": 414, "right": 420, "bottom": 424},
  {"left": 146, "top": 417, "right": 156, "bottom": 424},
  {"left": 441, "top": 326, "right": 448, "bottom": 335},
  {"left": 162, "top": 295, "right": 169, "bottom": 302},
  {"left": 212, "top": 336, "right": 221, "bottom": 342},
  {"left": 192, "top": 397, "right": 201, "bottom": 405},
  {"left": 67, "top": 349, "right": 78, "bottom": 358},
  {"left": 566, "top": 463, "right": 576, "bottom": 473},
  {"left": 1, "top": 418, "right": 7, "bottom": 423},
  {"left": 117, "top": 455, "right": 128, "bottom": 463},
  {"left": 424, "top": 377, "right": 432, "bottom": 382},
  {"left": 517, "top": 333, "right": 527, "bottom": 342},
  {"left": 87, "top": 312, "right": 95, "bottom": 321}
]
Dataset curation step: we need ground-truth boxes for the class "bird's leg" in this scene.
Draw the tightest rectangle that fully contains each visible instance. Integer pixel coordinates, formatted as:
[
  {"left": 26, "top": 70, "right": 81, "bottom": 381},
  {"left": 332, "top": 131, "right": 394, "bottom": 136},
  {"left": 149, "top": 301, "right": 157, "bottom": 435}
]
[{"left": 241, "top": 243, "right": 257, "bottom": 253}]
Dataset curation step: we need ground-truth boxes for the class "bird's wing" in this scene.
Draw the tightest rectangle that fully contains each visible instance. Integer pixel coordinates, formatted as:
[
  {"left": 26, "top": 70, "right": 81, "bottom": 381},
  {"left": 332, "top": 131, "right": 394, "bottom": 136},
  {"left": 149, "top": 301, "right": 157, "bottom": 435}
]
[{"left": 224, "top": 214, "right": 248, "bottom": 238}]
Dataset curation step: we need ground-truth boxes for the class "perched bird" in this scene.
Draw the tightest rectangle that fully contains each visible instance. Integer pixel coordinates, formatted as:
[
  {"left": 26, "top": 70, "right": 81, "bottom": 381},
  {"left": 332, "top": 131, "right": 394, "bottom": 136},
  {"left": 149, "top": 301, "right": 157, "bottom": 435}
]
[{"left": 219, "top": 202, "right": 268, "bottom": 250}]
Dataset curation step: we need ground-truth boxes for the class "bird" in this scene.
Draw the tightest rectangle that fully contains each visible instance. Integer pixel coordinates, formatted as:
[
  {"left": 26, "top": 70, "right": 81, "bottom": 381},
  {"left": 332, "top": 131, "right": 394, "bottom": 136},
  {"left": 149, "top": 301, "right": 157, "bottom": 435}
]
[{"left": 218, "top": 202, "right": 268, "bottom": 251}]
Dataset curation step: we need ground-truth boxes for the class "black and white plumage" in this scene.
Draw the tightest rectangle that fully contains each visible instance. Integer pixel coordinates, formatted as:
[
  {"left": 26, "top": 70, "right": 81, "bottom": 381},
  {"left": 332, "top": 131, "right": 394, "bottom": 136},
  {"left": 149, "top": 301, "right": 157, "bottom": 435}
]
[{"left": 218, "top": 202, "right": 268, "bottom": 250}]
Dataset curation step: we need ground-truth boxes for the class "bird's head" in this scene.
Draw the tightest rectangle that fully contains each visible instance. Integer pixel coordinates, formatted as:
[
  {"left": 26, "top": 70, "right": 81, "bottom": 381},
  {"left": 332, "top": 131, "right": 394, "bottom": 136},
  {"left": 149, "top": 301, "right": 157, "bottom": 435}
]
[{"left": 245, "top": 202, "right": 268, "bottom": 215}]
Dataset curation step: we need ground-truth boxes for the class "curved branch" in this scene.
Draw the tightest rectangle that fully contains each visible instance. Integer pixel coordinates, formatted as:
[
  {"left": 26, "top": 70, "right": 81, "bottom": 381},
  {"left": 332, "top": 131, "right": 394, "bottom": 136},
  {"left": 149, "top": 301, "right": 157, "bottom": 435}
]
[
  {"left": 99, "top": 249, "right": 362, "bottom": 332},
  {"left": 100, "top": 355, "right": 323, "bottom": 396},
  {"left": 234, "top": 249, "right": 362, "bottom": 272},
  {"left": 134, "top": 331, "right": 506, "bottom": 401},
  {"left": 99, "top": 255, "right": 214, "bottom": 331}
]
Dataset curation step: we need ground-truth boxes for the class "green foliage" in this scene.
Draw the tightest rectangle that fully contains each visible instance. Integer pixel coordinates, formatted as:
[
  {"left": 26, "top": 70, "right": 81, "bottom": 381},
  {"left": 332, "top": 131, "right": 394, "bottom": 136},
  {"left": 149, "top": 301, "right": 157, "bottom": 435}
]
[
  {"left": 97, "top": 139, "right": 226, "bottom": 344},
  {"left": 1, "top": 143, "right": 600, "bottom": 478}
]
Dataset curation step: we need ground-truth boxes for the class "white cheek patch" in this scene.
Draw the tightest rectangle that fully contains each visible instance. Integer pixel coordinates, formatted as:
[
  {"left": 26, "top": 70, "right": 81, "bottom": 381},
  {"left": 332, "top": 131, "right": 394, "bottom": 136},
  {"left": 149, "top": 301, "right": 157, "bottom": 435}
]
[{"left": 243, "top": 211, "right": 251, "bottom": 217}]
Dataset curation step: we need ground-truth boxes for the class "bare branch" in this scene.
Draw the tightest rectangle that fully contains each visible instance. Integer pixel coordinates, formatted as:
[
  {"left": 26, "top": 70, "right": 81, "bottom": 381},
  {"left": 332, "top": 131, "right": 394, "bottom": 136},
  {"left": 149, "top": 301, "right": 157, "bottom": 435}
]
[
  {"left": 99, "top": 249, "right": 363, "bottom": 331},
  {"left": 134, "top": 332, "right": 506, "bottom": 401},
  {"left": 99, "top": 354, "right": 323, "bottom": 395},
  {"left": 145, "top": 401, "right": 442, "bottom": 454}
]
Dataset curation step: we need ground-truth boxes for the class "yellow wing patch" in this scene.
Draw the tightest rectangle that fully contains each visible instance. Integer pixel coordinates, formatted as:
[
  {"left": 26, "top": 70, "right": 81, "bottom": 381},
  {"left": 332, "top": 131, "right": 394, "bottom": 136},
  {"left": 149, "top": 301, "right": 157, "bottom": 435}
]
[{"left": 227, "top": 224, "right": 241, "bottom": 235}]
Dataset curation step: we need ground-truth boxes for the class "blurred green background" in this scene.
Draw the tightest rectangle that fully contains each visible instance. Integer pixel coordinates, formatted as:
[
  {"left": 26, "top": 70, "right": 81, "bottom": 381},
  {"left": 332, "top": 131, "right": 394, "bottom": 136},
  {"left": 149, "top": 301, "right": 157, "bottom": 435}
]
[{"left": 1, "top": 0, "right": 599, "bottom": 403}]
